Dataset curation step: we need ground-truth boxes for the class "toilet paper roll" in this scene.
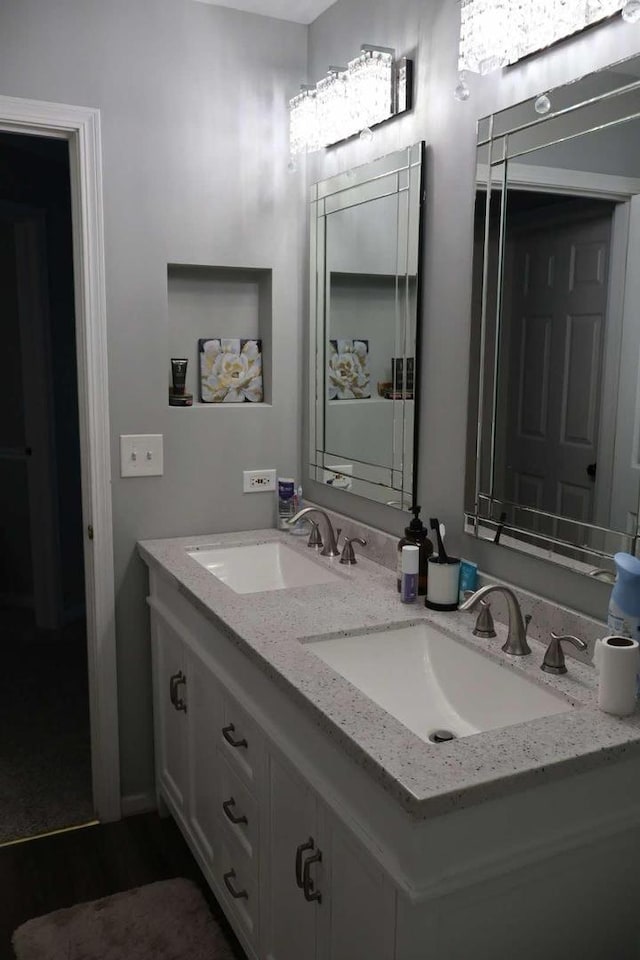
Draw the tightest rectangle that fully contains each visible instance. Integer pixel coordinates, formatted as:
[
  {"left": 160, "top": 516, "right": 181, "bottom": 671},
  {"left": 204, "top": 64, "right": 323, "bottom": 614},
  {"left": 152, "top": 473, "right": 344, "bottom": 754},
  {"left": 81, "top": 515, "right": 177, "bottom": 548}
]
[{"left": 593, "top": 635, "right": 640, "bottom": 717}]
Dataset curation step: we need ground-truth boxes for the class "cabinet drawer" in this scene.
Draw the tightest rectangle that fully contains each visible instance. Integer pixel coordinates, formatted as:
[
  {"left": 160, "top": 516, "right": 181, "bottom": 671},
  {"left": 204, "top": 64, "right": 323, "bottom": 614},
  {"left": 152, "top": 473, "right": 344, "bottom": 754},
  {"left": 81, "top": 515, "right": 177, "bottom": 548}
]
[
  {"left": 220, "top": 694, "right": 262, "bottom": 787},
  {"left": 218, "top": 837, "right": 259, "bottom": 946},
  {"left": 218, "top": 753, "right": 259, "bottom": 861}
]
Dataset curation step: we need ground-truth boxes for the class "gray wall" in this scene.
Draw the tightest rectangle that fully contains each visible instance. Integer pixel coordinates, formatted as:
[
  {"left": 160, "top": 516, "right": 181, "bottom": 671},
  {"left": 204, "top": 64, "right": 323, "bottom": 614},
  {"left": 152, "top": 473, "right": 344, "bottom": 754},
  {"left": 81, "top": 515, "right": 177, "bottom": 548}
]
[
  {"left": 305, "top": 0, "right": 640, "bottom": 622},
  {"left": 0, "top": 0, "right": 307, "bottom": 800}
]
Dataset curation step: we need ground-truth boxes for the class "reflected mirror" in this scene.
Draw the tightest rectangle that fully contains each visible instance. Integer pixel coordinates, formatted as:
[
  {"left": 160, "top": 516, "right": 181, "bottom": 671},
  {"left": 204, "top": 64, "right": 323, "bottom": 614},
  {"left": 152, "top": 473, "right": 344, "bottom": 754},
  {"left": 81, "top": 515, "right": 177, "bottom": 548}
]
[
  {"left": 466, "top": 54, "right": 640, "bottom": 574},
  {"left": 309, "top": 142, "right": 425, "bottom": 509}
]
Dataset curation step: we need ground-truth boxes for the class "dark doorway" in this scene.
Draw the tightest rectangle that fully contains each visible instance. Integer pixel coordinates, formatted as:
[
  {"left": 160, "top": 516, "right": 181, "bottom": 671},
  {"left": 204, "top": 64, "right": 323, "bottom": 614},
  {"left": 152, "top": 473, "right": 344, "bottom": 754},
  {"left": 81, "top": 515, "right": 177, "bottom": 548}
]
[{"left": 0, "top": 131, "right": 93, "bottom": 843}]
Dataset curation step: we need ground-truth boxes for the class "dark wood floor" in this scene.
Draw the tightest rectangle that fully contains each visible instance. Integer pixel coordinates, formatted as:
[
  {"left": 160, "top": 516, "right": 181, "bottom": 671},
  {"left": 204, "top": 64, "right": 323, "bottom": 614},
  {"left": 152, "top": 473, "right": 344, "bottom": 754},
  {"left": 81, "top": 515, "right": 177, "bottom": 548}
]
[
  {"left": 0, "top": 608, "right": 93, "bottom": 843},
  {"left": 1, "top": 812, "right": 246, "bottom": 959}
]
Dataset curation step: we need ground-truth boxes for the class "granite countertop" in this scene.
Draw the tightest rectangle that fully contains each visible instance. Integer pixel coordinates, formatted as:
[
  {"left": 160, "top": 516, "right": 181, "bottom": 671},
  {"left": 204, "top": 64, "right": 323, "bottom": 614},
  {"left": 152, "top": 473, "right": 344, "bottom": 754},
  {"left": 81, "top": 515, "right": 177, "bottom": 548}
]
[{"left": 138, "top": 528, "right": 640, "bottom": 819}]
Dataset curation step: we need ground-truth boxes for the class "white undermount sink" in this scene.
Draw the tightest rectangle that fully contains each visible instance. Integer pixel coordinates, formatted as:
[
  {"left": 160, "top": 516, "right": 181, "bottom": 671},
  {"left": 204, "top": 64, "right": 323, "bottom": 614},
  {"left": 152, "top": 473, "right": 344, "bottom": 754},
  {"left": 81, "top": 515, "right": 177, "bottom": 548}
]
[
  {"left": 187, "top": 541, "right": 342, "bottom": 594},
  {"left": 307, "top": 622, "right": 572, "bottom": 742}
]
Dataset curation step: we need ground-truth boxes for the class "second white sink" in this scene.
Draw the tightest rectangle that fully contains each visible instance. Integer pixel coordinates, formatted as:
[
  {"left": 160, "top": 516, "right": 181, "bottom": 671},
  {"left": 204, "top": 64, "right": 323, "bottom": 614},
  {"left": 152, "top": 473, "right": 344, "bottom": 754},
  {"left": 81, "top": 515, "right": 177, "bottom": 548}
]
[
  {"left": 307, "top": 622, "right": 572, "bottom": 741},
  {"left": 187, "top": 541, "right": 342, "bottom": 594}
]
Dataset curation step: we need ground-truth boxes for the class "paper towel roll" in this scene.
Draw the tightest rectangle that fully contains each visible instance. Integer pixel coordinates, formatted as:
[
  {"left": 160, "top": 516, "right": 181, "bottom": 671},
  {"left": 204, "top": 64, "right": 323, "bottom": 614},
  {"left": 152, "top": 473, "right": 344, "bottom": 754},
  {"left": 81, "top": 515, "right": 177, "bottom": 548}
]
[{"left": 593, "top": 635, "right": 640, "bottom": 716}]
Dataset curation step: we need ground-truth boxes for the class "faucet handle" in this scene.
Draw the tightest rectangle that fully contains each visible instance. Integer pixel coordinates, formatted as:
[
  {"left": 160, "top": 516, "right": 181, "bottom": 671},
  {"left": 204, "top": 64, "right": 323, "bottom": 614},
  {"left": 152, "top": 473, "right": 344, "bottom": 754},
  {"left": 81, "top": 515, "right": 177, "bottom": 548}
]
[
  {"left": 472, "top": 599, "right": 496, "bottom": 638},
  {"left": 307, "top": 520, "right": 323, "bottom": 550},
  {"left": 541, "top": 632, "right": 588, "bottom": 675},
  {"left": 340, "top": 537, "right": 367, "bottom": 565}
]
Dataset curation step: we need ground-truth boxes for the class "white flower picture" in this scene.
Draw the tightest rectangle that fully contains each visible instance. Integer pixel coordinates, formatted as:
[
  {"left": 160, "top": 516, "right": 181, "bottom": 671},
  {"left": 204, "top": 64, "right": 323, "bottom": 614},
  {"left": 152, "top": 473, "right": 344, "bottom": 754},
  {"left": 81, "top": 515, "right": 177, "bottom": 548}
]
[
  {"left": 199, "top": 338, "right": 263, "bottom": 403},
  {"left": 327, "top": 339, "right": 370, "bottom": 400}
]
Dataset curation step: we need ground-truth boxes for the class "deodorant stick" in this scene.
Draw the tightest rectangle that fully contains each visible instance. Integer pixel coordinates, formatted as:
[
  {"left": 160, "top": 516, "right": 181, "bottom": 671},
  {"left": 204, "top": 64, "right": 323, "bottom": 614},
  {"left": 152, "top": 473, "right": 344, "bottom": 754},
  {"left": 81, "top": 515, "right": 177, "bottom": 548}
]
[{"left": 401, "top": 545, "right": 419, "bottom": 603}]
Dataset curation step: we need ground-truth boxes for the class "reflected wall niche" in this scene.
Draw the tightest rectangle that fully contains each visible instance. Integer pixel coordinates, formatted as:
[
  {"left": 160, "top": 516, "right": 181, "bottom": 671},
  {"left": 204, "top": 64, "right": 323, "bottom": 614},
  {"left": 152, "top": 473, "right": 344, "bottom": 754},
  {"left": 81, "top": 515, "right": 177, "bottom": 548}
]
[{"left": 309, "top": 143, "right": 425, "bottom": 511}]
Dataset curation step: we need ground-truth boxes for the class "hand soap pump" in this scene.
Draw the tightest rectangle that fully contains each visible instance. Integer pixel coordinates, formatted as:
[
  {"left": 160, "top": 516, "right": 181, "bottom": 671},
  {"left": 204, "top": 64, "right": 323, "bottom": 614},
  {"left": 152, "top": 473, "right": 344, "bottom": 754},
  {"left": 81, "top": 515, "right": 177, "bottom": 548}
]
[
  {"left": 397, "top": 506, "right": 433, "bottom": 596},
  {"left": 607, "top": 552, "right": 640, "bottom": 641}
]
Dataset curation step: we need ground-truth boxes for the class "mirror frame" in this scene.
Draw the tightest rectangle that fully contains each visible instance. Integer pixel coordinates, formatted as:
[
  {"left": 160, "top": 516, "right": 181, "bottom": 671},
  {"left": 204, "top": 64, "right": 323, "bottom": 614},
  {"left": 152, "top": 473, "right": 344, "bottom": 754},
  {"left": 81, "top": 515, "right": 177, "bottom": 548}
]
[
  {"left": 309, "top": 142, "right": 425, "bottom": 510},
  {"left": 466, "top": 53, "right": 640, "bottom": 574}
]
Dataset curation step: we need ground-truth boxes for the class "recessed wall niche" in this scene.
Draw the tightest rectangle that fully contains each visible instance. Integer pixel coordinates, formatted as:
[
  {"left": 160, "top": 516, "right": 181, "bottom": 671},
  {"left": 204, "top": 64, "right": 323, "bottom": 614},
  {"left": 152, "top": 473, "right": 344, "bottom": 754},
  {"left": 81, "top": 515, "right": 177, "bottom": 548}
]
[{"left": 167, "top": 263, "right": 272, "bottom": 405}]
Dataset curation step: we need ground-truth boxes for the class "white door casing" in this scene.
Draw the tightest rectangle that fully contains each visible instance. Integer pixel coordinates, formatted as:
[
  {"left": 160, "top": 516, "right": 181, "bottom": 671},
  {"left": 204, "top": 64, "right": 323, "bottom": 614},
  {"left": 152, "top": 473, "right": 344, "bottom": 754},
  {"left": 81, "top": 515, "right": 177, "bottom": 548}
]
[
  {"left": 612, "top": 194, "right": 640, "bottom": 537},
  {"left": 0, "top": 95, "right": 120, "bottom": 821}
]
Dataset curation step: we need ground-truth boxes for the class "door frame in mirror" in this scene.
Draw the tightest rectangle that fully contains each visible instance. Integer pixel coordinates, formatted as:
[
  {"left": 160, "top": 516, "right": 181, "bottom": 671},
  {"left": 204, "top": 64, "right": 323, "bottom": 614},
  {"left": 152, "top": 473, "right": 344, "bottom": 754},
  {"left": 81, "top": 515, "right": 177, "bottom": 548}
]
[
  {"left": 466, "top": 53, "right": 640, "bottom": 575},
  {"left": 308, "top": 142, "right": 426, "bottom": 511}
]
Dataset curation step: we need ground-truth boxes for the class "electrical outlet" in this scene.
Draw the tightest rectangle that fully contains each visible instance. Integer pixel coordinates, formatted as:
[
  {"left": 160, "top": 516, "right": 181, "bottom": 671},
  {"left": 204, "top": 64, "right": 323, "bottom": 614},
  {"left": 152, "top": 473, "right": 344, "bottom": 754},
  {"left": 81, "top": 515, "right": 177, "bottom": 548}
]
[{"left": 243, "top": 469, "right": 276, "bottom": 493}]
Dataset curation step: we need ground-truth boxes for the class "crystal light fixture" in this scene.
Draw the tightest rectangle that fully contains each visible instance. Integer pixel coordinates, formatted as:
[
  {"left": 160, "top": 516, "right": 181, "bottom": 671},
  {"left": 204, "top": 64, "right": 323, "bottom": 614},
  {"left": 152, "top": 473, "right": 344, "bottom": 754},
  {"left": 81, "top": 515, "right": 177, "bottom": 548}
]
[
  {"left": 458, "top": 0, "right": 628, "bottom": 76},
  {"left": 289, "top": 46, "right": 412, "bottom": 156}
]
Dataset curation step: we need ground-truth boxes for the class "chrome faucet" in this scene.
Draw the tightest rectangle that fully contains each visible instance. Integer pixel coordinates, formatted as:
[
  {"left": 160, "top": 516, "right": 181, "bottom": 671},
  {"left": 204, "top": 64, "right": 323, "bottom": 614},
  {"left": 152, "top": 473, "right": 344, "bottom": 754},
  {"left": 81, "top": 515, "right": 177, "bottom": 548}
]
[
  {"left": 541, "top": 632, "right": 587, "bottom": 674},
  {"left": 459, "top": 585, "right": 531, "bottom": 656},
  {"left": 288, "top": 507, "right": 340, "bottom": 557}
]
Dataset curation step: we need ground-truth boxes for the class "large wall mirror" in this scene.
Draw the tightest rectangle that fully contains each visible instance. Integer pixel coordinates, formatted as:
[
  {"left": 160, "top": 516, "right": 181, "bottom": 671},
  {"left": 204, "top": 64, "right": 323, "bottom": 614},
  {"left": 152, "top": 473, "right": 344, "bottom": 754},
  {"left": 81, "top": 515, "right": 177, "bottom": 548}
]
[
  {"left": 309, "top": 143, "right": 425, "bottom": 509},
  {"left": 466, "top": 54, "right": 640, "bottom": 575}
]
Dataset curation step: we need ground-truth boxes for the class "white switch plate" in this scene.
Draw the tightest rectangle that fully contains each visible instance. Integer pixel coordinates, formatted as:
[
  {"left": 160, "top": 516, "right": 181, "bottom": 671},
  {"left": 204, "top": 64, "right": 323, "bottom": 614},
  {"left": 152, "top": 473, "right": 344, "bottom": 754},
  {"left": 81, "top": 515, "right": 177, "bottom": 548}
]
[{"left": 120, "top": 434, "right": 164, "bottom": 477}]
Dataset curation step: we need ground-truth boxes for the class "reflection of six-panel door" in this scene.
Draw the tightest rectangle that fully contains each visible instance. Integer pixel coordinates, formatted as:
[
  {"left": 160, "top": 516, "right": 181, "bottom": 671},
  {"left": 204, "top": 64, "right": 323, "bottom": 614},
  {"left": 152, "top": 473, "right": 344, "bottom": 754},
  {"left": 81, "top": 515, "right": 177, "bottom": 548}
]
[
  {"left": 502, "top": 207, "right": 613, "bottom": 537},
  {"left": 150, "top": 587, "right": 395, "bottom": 960}
]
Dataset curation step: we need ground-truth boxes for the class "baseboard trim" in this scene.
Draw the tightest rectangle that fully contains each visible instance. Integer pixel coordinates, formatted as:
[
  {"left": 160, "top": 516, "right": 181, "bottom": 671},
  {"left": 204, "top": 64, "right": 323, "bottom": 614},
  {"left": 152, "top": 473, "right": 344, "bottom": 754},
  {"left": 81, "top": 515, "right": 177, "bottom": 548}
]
[{"left": 120, "top": 791, "right": 156, "bottom": 817}]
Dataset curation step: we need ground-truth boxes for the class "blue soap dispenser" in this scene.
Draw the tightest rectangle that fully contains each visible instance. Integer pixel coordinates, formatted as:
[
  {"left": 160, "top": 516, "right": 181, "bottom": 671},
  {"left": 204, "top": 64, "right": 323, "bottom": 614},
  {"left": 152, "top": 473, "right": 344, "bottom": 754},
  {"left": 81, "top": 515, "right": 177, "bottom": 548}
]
[{"left": 607, "top": 552, "right": 640, "bottom": 641}]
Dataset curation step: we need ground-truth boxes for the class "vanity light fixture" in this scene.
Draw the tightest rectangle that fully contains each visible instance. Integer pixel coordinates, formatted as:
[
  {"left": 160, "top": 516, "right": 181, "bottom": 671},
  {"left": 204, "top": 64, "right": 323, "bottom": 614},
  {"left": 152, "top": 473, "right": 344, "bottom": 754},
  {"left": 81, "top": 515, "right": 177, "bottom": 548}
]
[
  {"left": 289, "top": 46, "right": 413, "bottom": 156},
  {"left": 457, "top": 0, "right": 637, "bottom": 87}
]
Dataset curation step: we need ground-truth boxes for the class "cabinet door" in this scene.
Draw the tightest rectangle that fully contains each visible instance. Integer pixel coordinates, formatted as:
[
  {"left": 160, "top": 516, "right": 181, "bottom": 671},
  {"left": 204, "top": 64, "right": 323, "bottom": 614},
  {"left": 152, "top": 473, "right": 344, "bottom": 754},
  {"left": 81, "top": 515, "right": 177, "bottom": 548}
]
[
  {"left": 186, "top": 646, "right": 223, "bottom": 864},
  {"left": 262, "top": 750, "right": 320, "bottom": 960},
  {"left": 318, "top": 808, "right": 397, "bottom": 960},
  {"left": 151, "top": 612, "right": 188, "bottom": 815}
]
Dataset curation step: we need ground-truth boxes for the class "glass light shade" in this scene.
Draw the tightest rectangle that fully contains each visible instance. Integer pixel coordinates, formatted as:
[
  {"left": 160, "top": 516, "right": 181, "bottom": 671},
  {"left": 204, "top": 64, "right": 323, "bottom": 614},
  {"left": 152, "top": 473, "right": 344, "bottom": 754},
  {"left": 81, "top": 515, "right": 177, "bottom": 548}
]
[
  {"left": 289, "top": 88, "right": 319, "bottom": 156},
  {"left": 459, "top": 0, "right": 626, "bottom": 74},
  {"left": 289, "top": 47, "right": 396, "bottom": 155}
]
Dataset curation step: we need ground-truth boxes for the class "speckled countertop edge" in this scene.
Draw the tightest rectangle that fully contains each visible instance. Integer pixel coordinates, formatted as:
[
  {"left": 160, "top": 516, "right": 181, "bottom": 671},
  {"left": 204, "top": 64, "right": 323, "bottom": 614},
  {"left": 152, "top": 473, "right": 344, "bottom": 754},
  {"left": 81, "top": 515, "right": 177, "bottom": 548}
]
[{"left": 137, "top": 529, "right": 640, "bottom": 819}]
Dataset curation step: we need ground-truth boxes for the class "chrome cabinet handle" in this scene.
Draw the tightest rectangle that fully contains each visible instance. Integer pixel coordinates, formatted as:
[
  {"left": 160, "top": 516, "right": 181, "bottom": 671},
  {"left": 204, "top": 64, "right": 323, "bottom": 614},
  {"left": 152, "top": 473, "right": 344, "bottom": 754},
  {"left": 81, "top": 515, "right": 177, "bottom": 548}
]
[
  {"left": 302, "top": 848, "right": 322, "bottom": 903},
  {"left": 223, "top": 869, "right": 248, "bottom": 900},
  {"left": 222, "top": 723, "right": 248, "bottom": 748},
  {"left": 222, "top": 797, "right": 248, "bottom": 826},
  {"left": 295, "top": 837, "right": 314, "bottom": 888},
  {"left": 169, "top": 671, "right": 187, "bottom": 712}
]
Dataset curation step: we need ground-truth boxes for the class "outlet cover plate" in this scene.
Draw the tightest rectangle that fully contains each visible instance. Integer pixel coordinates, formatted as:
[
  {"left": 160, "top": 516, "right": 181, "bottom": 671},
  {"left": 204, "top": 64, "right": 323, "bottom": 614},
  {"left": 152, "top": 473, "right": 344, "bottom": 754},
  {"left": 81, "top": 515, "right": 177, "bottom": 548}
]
[
  {"left": 120, "top": 434, "right": 164, "bottom": 477},
  {"left": 243, "top": 469, "right": 276, "bottom": 493}
]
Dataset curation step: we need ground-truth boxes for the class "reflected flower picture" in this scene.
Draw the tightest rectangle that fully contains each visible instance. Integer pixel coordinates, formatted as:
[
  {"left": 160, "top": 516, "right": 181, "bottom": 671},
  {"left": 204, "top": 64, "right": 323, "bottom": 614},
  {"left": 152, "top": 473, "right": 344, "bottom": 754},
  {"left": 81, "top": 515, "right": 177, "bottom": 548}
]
[
  {"left": 199, "top": 338, "right": 263, "bottom": 403},
  {"left": 328, "top": 339, "right": 371, "bottom": 400}
]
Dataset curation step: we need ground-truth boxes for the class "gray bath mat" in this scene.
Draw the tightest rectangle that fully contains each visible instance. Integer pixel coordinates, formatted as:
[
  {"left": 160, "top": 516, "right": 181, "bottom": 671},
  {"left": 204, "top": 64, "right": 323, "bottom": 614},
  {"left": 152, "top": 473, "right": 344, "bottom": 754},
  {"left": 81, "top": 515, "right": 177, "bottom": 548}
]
[{"left": 12, "top": 877, "right": 236, "bottom": 960}]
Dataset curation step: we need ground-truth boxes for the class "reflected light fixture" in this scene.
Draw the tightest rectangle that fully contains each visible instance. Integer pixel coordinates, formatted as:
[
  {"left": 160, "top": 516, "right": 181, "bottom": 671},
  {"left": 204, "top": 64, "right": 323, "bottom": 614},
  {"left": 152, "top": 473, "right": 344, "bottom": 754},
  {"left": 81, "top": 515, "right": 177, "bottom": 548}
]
[
  {"left": 289, "top": 46, "right": 413, "bottom": 156},
  {"left": 458, "top": 0, "right": 632, "bottom": 77}
]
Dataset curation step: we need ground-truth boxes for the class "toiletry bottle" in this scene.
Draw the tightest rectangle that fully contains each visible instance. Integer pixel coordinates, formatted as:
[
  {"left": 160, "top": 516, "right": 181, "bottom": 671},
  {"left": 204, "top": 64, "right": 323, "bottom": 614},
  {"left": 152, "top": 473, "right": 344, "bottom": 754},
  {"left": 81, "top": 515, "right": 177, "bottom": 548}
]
[
  {"left": 458, "top": 559, "right": 478, "bottom": 604},
  {"left": 277, "top": 477, "right": 296, "bottom": 530},
  {"left": 400, "top": 545, "right": 419, "bottom": 603},
  {"left": 607, "top": 552, "right": 640, "bottom": 641},
  {"left": 397, "top": 506, "right": 433, "bottom": 595}
]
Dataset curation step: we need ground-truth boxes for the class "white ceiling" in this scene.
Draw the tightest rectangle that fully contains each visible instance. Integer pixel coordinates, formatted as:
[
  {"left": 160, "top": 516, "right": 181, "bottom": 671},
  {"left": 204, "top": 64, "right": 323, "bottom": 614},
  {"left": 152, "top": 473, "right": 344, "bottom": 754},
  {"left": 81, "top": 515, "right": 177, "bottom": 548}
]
[{"left": 194, "top": 0, "right": 337, "bottom": 24}]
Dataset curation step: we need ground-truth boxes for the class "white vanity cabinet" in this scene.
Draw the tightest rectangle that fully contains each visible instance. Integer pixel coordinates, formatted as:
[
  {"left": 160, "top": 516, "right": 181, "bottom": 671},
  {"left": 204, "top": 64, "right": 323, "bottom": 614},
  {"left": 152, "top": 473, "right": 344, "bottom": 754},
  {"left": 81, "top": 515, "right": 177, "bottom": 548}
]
[
  {"left": 147, "top": 570, "right": 396, "bottom": 960},
  {"left": 263, "top": 748, "right": 395, "bottom": 960},
  {"left": 151, "top": 611, "right": 190, "bottom": 817},
  {"left": 143, "top": 553, "right": 640, "bottom": 960},
  {"left": 262, "top": 750, "right": 320, "bottom": 960}
]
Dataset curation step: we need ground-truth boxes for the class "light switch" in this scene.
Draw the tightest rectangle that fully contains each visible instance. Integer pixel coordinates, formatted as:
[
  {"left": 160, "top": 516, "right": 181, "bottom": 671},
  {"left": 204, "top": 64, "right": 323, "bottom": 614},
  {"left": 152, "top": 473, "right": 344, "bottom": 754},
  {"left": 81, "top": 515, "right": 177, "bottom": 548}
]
[{"left": 120, "top": 434, "right": 163, "bottom": 477}]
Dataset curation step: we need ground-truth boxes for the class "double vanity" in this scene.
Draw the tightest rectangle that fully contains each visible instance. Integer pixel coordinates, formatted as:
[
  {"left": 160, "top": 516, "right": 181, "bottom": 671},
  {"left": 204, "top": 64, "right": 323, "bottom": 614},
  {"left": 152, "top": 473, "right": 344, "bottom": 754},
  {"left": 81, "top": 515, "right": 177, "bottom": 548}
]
[{"left": 139, "top": 524, "right": 640, "bottom": 960}]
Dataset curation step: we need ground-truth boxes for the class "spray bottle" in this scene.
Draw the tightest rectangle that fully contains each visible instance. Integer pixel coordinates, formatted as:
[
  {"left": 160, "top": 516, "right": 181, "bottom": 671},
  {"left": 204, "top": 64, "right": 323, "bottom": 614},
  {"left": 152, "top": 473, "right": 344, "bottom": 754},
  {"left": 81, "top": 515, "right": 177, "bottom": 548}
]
[{"left": 607, "top": 552, "right": 640, "bottom": 641}]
